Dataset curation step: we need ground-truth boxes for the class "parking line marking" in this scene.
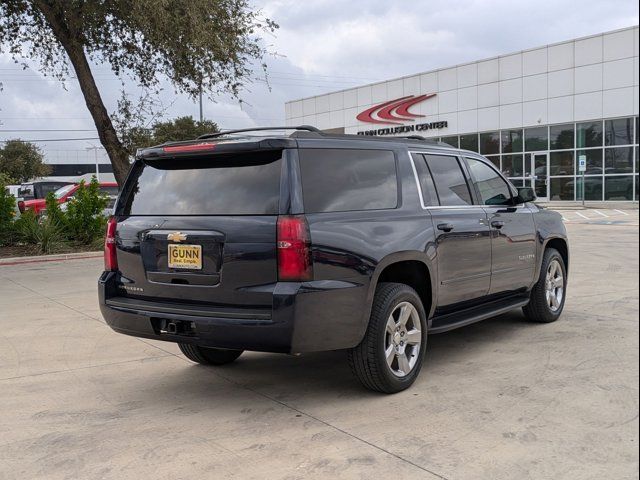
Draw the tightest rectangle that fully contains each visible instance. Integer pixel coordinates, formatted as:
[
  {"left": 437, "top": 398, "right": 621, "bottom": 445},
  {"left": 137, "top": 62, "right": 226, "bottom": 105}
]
[
  {"left": 614, "top": 209, "right": 629, "bottom": 216},
  {"left": 594, "top": 210, "right": 608, "bottom": 217},
  {"left": 575, "top": 212, "right": 589, "bottom": 219}
]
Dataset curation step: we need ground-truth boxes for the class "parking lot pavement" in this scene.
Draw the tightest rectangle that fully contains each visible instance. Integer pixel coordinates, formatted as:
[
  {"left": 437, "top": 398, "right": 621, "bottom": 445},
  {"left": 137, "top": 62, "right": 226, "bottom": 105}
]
[
  {"left": 555, "top": 207, "right": 639, "bottom": 226},
  {"left": 0, "top": 222, "right": 638, "bottom": 480}
]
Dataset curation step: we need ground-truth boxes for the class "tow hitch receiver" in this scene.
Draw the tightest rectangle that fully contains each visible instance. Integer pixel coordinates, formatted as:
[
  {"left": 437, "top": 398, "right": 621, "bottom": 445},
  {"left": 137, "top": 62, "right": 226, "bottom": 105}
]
[{"left": 156, "top": 319, "right": 197, "bottom": 336}]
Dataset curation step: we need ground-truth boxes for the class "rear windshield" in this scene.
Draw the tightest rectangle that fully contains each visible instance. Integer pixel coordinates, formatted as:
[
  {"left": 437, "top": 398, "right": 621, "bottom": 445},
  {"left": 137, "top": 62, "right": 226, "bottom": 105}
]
[
  {"left": 298, "top": 149, "right": 397, "bottom": 213},
  {"left": 120, "top": 151, "right": 282, "bottom": 215}
]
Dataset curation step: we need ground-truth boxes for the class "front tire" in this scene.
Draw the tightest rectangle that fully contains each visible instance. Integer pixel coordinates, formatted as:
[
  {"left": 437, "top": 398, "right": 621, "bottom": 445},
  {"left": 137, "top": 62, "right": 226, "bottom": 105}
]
[
  {"left": 523, "top": 248, "right": 567, "bottom": 323},
  {"left": 348, "top": 282, "right": 427, "bottom": 393},
  {"left": 178, "top": 344, "right": 243, "bottom": 365}
]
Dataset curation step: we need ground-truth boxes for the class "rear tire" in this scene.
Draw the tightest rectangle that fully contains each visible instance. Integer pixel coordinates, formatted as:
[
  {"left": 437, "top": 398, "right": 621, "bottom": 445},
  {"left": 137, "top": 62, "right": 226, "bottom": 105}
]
[
  {"left": 523, "top": 248, "right": 567, "bottom": 323},
  {"left": 178, "top": 344, "right": 243, "bottom": 365},
  {"left": 348, "top": 282, "right": 427, "bottom": 393}
]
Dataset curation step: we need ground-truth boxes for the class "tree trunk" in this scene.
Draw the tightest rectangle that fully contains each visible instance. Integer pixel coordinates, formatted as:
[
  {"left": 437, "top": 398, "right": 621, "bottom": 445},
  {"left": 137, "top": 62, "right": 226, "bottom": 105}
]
[{"left": 34, "top": 1, "right": 131, "bottom": 187}]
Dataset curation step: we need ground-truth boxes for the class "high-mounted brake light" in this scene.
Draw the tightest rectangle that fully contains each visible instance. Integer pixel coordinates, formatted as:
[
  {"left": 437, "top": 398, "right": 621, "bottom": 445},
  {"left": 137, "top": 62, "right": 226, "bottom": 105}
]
[
  {"left": 162, "top": 143, "right": 216, "bottom": 153},
  {"left": 104, "top": 217, "right": 118, "bottom": 271},
  {"left": 277, "top": 215, "right": 313, "bottom": 282}
]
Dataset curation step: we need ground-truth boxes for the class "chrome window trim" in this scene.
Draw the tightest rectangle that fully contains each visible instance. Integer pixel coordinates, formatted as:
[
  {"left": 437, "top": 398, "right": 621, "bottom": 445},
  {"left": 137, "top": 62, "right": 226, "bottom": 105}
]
[{"left": 408, "top": 150, "right": 485, "bottom": 210}]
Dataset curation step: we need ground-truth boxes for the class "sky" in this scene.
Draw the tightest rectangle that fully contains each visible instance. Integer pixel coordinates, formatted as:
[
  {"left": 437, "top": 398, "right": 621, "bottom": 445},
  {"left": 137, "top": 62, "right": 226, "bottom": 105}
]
[{"left": 0, "top": 0, "right": 638, "bottom": 164}]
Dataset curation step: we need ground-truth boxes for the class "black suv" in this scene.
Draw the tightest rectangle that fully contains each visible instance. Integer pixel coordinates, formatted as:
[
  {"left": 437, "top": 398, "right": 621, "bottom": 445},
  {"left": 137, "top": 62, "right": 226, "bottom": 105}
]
[{"left": 99, "top": 126, "right": 568, "bottom": 393}]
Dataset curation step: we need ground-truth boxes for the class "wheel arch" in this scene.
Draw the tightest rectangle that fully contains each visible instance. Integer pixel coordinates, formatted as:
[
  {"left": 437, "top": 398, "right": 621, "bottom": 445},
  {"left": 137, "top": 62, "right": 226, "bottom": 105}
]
[
  {"left": 536, "top": 236, "right": 569, "bottom": 282},
  {"left": 358, "top": 253, "right": 437, "bottom": 341}
]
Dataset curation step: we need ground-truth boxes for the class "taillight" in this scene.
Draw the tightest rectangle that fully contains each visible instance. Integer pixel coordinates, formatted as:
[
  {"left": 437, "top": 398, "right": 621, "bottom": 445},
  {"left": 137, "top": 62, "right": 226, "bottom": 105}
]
[
  {"left": 104, "top": 217, "right": 118, "bottom": 271},
  {"left": 162, "top": 143, "right": 216, "bottom": 153},
  {"left": 277, "top": 215, "right": 313, "bottom": 282},
  {"left": 18, "top": 201, "right": 25, "bottom": 213}
]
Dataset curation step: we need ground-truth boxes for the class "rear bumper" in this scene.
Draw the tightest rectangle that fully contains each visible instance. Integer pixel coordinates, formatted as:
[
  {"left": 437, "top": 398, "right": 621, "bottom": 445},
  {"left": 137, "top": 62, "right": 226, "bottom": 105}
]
[{"left": 99, "top": 272, "right": 368, "bottom": 353}]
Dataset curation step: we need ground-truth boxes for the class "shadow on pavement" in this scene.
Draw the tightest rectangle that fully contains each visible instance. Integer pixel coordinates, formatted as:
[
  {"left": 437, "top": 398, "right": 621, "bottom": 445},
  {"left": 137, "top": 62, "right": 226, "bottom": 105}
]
[{"left": 130, "top": 309, "right": 535, "bottom": 402}]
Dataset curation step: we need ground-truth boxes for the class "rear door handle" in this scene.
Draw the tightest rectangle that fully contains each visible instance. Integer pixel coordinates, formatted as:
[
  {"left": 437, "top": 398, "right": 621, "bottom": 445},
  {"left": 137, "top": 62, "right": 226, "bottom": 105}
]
[
  {"left": 491, "top": 220, "right": 505, "bottom": 229},
  {"left": 437, "top": 223, "right": 454, "bottom": 232}
]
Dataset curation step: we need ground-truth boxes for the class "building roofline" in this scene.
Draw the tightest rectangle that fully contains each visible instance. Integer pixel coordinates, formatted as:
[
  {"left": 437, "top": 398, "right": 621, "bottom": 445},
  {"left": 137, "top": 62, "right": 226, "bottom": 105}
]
[{"left": 285, "top": 24, "right": 639, "bottom": 105}]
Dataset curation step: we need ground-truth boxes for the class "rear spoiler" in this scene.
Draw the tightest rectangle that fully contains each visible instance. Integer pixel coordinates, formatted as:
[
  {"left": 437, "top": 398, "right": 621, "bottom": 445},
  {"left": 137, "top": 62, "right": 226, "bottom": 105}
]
[
  {"left": 137, "top": 125, "right": 318, "bottom": 161},
  {"left": 137, "top": 137, "right": 297, "bottom": 161}
]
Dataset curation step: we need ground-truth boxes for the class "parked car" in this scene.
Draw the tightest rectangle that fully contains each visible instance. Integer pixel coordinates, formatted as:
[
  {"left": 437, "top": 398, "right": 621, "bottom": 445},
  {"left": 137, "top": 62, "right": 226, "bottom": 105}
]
[
  {"left": 4, "top": 185, "right": 23, "bottom": 219},
  {"left": 99, "top": 126, "right": 569, "bottom": 393},
  {"left": 19, "top": 182, "right": 119, "bottom": 215},
  {"left": 4, "top": 184, "right": 22, "bottom": 198},
  {"left": 17, "top": 180, "right": 72, "bottom": 201}
]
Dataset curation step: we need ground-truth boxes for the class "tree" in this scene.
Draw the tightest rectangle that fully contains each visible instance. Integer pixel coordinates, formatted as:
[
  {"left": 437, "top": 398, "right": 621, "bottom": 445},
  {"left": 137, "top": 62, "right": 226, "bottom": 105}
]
[
  {"left": 152, "top": 116, "right": 219, "bottom": 145},
  {"left": 113, "top": 101, "right": 220, "bottom": 155},
  {"left": 0, "top": 140, "right": 51, "bottom": 183},
  {"left": 0, "top": 1, "right": 277, "bottom": 186}
]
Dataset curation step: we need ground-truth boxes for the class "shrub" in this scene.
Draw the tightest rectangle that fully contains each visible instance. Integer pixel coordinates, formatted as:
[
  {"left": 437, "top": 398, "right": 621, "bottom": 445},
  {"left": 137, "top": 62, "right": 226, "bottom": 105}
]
[
  {"left": 15, "top": 210, "right": 66, "bottom": 254},
  {"left": 44, "top": 191, "right": 66, "bottom": 230},
  {"left": 0, "top": 181, "right": 17, "bottom": 246},
  {"left": 65, "top": 177, "right": 108, "bottom": 244}
]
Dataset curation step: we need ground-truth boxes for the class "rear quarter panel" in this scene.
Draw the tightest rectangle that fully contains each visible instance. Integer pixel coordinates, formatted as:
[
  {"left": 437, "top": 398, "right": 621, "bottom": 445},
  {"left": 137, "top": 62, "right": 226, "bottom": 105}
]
[{"left": 292, "top": 145, "right": 438, "bottom": 345}]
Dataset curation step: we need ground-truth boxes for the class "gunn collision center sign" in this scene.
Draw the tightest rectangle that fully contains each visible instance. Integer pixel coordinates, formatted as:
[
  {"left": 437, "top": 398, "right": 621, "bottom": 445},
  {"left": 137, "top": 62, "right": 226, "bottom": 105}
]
[{"left": 356, "top": 93, "right": 447, "bottom": 136}]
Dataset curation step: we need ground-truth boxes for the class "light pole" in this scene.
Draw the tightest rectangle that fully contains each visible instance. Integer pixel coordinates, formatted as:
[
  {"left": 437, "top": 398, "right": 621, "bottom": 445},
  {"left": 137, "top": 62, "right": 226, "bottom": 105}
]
[{"left": 85, "top": 144, "right": 104, "bottom": 181}]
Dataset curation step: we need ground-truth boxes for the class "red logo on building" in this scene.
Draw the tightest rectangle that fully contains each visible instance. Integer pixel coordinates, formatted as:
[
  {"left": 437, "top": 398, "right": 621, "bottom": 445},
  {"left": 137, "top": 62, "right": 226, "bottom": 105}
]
[{"left": 356, "top": 94, "right": 436, "bottom": 125}]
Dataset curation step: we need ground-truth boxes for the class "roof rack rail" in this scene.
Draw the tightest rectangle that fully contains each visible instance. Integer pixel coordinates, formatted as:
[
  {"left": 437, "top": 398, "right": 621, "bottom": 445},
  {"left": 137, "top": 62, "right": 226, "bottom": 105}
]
[
  {"left": 399, "top": 135, "right": 428, "bottom": 141},
  {"left": 197, "top": 125, "right": 321, "bottom": 140}
]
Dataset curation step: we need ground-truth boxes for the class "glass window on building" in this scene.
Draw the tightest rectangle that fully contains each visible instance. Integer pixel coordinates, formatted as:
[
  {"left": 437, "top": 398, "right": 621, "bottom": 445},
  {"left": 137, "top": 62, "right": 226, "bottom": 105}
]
[
  {"left": 440, "top": 136, "right": 459, "bottom": 148},
  {"left": 605, "top": 176, "right": 634, "bottom": 201},
  {"left": 501, "top": 129, "right": 523, "bottom": 153},
  {"left": 524, "top": 127, "right": 548, "bottom": 151},
  {"left": 502, "top": 154, "right": 524, "bottom": 177},
  {"left": 550, "top": 151, "right": 574, "bottom": 176},
  {"left": 604, "top": 118, "right": 634, "bottom": 146},
  {"left": 605, "top": 147, "right": 634, "bottom": 174},
  {"left": 479, "top": 131, "right": 500, "bottom": 155},
  {"left": 460, "top": 134, "right": 478, "bottom": 152},
  {"left": 549, "top": 124, "right": 574, "bottom": 150},
  {"left": 486, "top": 155, "right": 500, "bottom": 170},
  {"left": 581, "top": 176, "right": 603, "bottom": 201},
  {"left": 577, "top": 149, "right": 603, "bottom": 175},
  {"left": 550, "top": 177, "right": 575, "bottom": 201},
  {"left": 577, "top": 121, "right": 603, "bottom": 148}
]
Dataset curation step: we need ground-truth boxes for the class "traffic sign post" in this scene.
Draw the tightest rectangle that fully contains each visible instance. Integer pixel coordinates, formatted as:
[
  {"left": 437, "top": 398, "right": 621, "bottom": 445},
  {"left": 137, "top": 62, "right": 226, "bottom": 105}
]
[{"left": 578, "top": 155, "right": 587, "bottom": 206}]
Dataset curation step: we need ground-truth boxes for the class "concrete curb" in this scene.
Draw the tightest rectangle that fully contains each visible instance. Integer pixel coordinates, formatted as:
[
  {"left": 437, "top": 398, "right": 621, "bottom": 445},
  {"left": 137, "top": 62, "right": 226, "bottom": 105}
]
[{"left": 0, "top": 251, "right": 102, "bottom": 266}]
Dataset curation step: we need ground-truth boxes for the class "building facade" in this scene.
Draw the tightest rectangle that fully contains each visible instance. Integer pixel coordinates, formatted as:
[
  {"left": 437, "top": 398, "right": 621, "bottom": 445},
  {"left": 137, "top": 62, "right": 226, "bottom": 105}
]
[{"left": 285, "top": 26, "right": 639, "bottom": 202}]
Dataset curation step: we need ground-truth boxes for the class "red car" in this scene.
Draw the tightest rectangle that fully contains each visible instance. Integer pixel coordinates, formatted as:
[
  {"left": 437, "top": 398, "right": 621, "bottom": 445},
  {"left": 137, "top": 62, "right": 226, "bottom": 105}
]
[{"left": 19, "top": 182, "right": 119, "bottom": 215}]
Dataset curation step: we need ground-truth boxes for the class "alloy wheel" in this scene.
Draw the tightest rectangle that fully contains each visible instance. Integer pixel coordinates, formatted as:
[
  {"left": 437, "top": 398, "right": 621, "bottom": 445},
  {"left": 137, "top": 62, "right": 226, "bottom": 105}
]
[{"left": 384, "top": 302, "right": 422, "bottom": 377}]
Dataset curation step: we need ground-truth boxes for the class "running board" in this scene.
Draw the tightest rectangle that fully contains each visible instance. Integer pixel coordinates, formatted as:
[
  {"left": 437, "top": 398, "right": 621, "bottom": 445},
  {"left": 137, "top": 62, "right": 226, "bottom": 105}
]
[{"left": 429, "top": 295, "right": 530, "bottom": 334}]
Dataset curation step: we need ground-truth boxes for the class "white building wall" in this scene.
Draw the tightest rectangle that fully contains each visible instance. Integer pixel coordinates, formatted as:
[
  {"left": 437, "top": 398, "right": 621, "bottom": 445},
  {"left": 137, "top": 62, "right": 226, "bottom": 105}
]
[{"left": 285, "top": 26, "right": 639, "bottom": 136}]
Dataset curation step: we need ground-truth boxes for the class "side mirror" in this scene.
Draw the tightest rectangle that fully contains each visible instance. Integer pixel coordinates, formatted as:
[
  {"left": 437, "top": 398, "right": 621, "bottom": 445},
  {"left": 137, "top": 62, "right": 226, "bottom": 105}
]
[{"left": 516, "top": 187, "right": 536, "bottom": 204}]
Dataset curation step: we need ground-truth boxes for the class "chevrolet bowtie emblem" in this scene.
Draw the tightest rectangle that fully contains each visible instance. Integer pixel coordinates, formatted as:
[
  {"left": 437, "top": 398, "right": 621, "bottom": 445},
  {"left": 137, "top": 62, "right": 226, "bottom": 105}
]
[{"left": 167, "top": 232, "right": 187, "bottom": 242}]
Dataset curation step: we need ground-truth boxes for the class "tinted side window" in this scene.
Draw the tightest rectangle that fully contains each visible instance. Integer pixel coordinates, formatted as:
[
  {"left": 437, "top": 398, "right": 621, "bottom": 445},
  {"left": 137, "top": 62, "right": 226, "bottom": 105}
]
[
  {"left": 410, "top": 153, "right": 439, "bottom": 206},
  {"left": 299, "top": 149, "right": 397, "bottom": 213},
  {"left": 424, "top": 155, "right": 473, "bottom": 206},
  {"left": 466, "top": 158, "right": 513, "bottom": 206}
]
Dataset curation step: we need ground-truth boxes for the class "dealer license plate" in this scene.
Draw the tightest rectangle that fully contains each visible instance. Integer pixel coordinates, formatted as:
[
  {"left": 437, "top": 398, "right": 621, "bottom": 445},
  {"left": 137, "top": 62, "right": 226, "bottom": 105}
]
[{"left": 168, "top": 244, "right": 202, "bottom": 270}]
